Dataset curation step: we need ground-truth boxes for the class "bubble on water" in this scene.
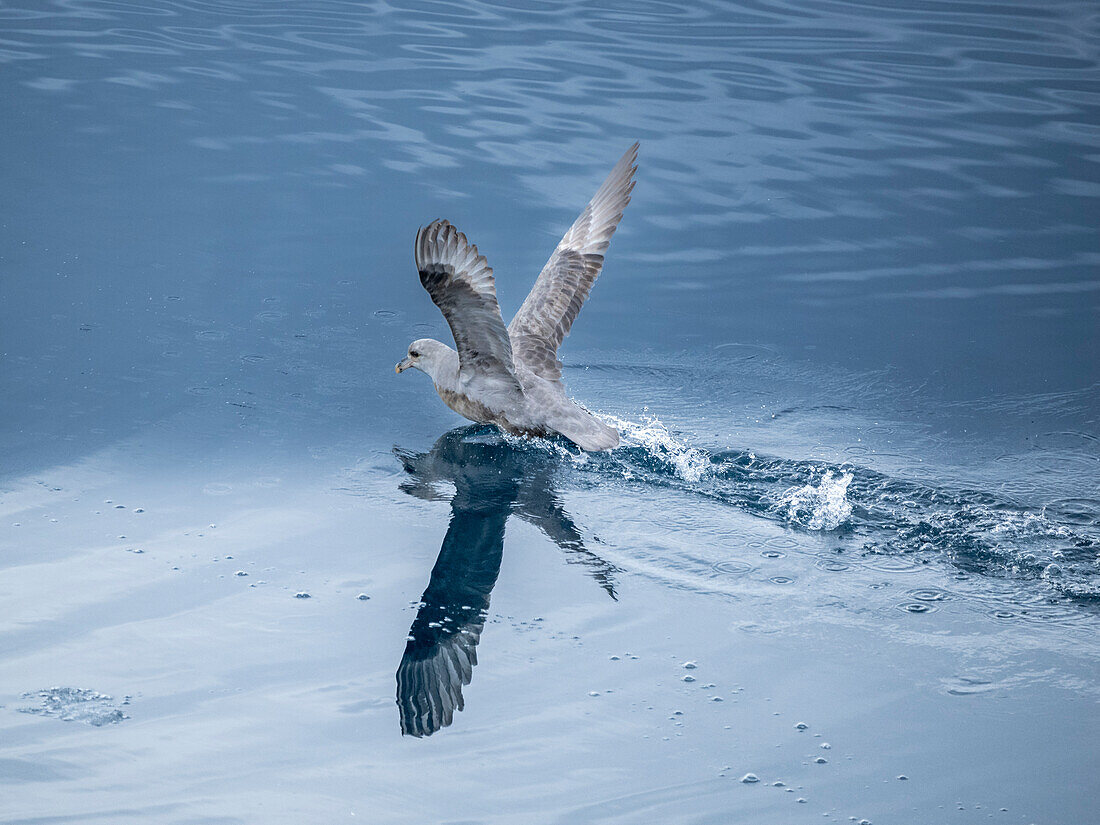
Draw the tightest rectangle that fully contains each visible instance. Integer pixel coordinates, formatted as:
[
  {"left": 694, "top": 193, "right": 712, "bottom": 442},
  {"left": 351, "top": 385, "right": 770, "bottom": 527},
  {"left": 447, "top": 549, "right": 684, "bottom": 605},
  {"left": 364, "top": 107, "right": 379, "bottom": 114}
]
[
  {"left": 682, "top": 675, "right": 695, "bottom": 682},
  {"left": 761, "top": 550, "right": 786, "bottom": 559},
  {"left": 765, "top": 536, "right": 800, "bottom": 549},
  {"left": 357, "top": 593, "right": 370, "bottom": 600},
  {"left": 897, "top": 775, "right": 908, "bottom": 780},
  {"left": 588, "top": 691, "right": 600, "bottom": 697},
  {"left": 682, "top": 661, "right": 697, "bottom": 669},
  {"left": 294, "top": 592, "right": 311, "bottom": 599},
  {"left": 740, "top": 773, "right": 759, "bottom": 783},
  {"left": 797, "top": 797, "right": 807, "bottom": 803},
  {"left": 779, "top": 470, "right": 854, "bottom": 530},
  {"left": 714, "top": 559, "right": 753, "bottom": 576},
  {"left": 821, "top": 742, "right": 831, "bottom": 749},
  {"left": 773, "top": 781, "right": 785, "bottom": 787},
  {"left": 908, "top": 588, "right": 948, "bottom": 601},
  {"left": 235, "top": 571, "right": 248, "bottom": 577},
  {"left": 795, "top": 722, "right": 809, "bottom": 730},
  {"left": 814, "top": 757, "right": 827, "bottom": 764},
  {"left": 898, "top": 602, "right": 934, "bottom": 614}
]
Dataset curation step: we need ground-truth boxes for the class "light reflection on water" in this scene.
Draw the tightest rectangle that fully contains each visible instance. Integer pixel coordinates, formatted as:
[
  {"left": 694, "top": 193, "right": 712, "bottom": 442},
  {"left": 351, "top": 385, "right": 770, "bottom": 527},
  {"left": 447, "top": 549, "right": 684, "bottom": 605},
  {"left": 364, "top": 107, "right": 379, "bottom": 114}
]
[{"left": 1, "top": 0, "right": 1098, "bottom": 821}]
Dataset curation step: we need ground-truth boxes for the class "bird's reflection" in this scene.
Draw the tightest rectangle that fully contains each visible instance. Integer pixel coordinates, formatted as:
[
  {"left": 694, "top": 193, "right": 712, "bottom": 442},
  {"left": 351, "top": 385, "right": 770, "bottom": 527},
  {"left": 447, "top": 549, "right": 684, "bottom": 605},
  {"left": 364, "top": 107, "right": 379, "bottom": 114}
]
[{"left": 394, "top": 425, "right": 617, "bottom": 737}]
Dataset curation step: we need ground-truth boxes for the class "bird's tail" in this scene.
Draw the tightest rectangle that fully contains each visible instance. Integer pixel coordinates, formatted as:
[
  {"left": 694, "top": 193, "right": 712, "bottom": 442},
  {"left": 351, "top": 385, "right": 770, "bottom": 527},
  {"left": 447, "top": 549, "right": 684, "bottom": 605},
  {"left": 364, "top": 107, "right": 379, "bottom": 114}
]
[{"left": 546, "top": 403, "right": 619, "bottom": 452}]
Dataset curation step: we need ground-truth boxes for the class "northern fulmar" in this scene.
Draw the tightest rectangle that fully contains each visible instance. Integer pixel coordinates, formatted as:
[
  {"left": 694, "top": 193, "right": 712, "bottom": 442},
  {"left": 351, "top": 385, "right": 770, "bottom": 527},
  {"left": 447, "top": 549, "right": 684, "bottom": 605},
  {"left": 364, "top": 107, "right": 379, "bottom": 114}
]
[{"left": 395, "top": 142, "right": 638, "bottom": 451}]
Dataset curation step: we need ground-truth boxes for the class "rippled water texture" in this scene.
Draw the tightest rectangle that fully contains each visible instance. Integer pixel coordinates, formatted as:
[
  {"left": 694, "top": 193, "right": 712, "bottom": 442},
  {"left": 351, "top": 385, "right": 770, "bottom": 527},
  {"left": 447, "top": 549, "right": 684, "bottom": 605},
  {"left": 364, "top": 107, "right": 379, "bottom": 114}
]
[{"left": 1, "top": 1, "right": 1098, "bottom": 823}]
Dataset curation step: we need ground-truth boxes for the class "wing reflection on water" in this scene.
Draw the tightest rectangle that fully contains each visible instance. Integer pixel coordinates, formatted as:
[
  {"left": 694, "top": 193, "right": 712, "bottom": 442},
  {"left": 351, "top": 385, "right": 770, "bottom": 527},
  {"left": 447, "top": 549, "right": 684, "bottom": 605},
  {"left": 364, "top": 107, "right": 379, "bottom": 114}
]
[{"left": 394, "top": 426, "right": 616, "bottom": 737}]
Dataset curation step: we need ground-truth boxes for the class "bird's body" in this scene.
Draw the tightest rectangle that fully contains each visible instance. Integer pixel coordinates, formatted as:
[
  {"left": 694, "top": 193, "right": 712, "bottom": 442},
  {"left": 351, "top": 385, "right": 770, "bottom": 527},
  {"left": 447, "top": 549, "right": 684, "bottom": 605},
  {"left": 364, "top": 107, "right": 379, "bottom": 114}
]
[
  {"left": 396, "top": 143, "right": 638, "bottom": 452},
  {"left": 403, "top": 337, "right": 617, "bottom": 449}
]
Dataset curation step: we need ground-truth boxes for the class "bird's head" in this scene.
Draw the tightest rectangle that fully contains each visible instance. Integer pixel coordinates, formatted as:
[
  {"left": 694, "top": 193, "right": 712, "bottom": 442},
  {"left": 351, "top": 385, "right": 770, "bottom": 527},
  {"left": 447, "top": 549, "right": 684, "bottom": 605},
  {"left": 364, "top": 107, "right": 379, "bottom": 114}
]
[{"left": 395, "top": 338, "right": 446, "bottom": 378}]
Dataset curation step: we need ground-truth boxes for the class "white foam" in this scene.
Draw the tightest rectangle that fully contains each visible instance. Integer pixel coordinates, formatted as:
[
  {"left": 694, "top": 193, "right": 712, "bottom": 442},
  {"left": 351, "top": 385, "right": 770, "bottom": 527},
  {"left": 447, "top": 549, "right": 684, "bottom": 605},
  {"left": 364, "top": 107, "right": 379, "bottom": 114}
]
[
  {"left": 780, "top": 470, "right": 854, "bottom": 530},
  {"left": 989, "top": 510, "right": 1072, "bottom": 539},
  {"left": 596, "top": 414, "right": 710, "bottom": 482}
]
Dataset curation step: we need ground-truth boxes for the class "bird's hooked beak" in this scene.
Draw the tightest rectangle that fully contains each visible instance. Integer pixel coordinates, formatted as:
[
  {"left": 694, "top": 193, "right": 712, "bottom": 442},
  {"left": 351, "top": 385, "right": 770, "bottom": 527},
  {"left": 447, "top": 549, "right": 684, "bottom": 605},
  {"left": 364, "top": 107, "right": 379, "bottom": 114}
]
[{"left": 395, "top": 356, "right": 414, "bottom": 374}]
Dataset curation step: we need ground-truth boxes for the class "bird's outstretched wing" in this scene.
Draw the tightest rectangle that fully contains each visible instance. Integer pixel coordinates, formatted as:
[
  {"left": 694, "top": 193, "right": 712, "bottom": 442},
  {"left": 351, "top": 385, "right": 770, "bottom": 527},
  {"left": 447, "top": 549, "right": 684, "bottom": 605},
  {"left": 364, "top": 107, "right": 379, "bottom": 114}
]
[
  {"left": 415, "top": 219, "right": 521, "bottom": 390},
  {"left": 508, "top": 143, "right": 638, "bottom": 382}
]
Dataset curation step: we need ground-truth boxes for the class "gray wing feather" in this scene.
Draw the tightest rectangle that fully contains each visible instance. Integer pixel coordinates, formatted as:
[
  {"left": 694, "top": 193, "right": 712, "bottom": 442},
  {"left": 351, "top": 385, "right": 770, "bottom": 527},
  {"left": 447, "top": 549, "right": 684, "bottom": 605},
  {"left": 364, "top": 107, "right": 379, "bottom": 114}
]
[
  {"left": 509, "top": 143, "right": 638, "bottom": 381},
  {"left": 415, "top": 219, "right": 521, "bottom": 390}
]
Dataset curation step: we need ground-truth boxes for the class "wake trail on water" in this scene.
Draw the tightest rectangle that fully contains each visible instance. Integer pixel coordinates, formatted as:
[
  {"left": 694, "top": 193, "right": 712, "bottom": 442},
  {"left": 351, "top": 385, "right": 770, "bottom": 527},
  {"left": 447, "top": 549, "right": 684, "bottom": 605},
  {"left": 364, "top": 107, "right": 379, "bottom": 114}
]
[
  {"left": 552, "top": 414, "right": 1100, "bottom": 605},
  {"left": 492, "top": 413, "right": 1098, "bottom": 604}
]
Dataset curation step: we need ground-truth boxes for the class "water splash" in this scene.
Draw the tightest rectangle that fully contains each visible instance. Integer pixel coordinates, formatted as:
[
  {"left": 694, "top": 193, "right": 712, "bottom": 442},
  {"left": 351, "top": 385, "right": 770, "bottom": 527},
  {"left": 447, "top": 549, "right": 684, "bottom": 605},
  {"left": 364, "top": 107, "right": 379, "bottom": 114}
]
[
  {"left": 19, "top": 687, "right": 129, "bottom": 726},
  {"left": 596, "top": 414, "right": 711, "bottom": 482},
  {"left": 501, "top": 429, "right": 589, "bottom": 466},
  {"left": 778, "top": 470, "right": 854, "bottom": 530}
]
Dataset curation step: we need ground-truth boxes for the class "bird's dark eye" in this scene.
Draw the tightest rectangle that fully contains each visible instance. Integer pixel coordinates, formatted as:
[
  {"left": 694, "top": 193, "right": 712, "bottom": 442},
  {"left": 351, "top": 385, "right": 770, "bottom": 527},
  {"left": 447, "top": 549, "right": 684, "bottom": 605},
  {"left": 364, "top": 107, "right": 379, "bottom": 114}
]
[{"left": 410, "top": 350, "right": 420, "bottom": 358}]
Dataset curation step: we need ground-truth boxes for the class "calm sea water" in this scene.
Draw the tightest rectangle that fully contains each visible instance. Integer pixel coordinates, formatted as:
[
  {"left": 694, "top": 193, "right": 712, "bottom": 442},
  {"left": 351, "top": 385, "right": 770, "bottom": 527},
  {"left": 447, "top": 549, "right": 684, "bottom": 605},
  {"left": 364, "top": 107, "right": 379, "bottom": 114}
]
[{"left": 1, "top": 1, "right": 1097, "bottom": 823}]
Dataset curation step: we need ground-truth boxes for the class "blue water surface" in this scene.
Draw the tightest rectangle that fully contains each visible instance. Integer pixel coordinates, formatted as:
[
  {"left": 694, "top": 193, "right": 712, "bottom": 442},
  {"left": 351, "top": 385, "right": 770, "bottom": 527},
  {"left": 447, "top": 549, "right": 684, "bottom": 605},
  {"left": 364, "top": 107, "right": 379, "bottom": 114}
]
[{"left": 1, "top": 1, "right": 1098, "bottom": 823}]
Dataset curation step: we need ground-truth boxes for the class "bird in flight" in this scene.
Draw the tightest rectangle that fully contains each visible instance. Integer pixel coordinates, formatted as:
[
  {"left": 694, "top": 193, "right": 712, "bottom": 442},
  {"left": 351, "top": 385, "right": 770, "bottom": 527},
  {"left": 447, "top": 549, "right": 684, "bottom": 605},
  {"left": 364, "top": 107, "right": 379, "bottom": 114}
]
[{"left": 395, "top": 143, "right": 638, "bottom": 451}]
